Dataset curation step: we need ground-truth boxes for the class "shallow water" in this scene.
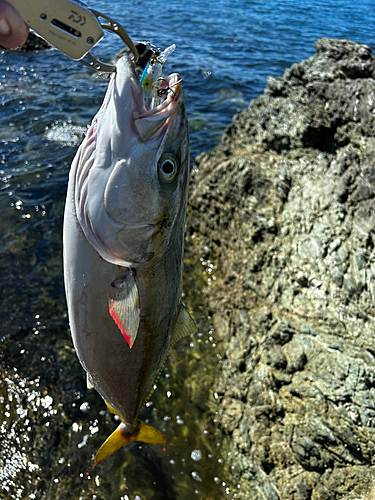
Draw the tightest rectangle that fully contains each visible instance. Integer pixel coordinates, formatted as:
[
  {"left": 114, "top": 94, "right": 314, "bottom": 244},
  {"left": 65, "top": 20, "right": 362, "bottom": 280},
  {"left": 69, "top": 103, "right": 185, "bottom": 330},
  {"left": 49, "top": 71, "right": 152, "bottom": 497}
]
[{"left": 0, "top": 0, "right": 374, "bottom": 498}]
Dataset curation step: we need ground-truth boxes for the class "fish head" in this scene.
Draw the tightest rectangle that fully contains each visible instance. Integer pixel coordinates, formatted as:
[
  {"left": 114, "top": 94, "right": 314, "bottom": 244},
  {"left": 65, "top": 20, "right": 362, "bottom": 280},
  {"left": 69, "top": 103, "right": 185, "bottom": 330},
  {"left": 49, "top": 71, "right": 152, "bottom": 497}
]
[{"left": 76, "top": 56, "right": 189, "bottom": 267}]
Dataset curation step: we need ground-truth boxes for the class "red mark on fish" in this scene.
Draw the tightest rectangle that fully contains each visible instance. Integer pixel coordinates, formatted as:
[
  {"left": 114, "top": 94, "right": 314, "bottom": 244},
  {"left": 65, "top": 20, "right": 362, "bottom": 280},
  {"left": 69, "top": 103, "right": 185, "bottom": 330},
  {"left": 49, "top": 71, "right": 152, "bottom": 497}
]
[{"left": 109, "top": 300, "right": 133, "bottom": 348}]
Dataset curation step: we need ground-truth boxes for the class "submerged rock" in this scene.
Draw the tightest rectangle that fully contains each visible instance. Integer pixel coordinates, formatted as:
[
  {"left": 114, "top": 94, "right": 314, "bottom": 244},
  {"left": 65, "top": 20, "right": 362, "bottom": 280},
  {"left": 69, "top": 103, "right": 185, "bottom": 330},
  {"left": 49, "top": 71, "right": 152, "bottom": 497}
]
[{"left": 187, "top": 38, "right": 375, "bottom": 499}]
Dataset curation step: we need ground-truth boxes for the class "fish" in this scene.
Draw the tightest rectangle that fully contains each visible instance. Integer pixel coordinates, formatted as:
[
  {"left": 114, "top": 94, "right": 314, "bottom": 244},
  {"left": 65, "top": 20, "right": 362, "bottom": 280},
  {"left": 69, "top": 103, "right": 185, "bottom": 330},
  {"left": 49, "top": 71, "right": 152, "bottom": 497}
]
[{"left": 63, "top": 54, "right": 195, "bottom": 464}]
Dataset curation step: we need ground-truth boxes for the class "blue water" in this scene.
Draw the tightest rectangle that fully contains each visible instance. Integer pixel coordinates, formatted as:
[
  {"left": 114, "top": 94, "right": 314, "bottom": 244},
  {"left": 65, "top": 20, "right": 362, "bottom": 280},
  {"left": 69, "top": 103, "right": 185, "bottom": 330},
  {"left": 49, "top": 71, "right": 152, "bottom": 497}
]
[
  {"left": 0, "top": 0, "right": 374, "bottom": 498},
  {"left": 90, "top": 0, "right": 375, "bottom": 155}
]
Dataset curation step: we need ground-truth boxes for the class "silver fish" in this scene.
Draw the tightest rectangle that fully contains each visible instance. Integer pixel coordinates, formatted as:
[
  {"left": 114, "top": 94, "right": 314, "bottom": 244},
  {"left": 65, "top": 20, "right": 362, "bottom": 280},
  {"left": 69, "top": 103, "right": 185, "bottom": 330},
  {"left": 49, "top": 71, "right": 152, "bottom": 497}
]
[{"left": 63, "top": 56, "right": 195, "bottom": 464}]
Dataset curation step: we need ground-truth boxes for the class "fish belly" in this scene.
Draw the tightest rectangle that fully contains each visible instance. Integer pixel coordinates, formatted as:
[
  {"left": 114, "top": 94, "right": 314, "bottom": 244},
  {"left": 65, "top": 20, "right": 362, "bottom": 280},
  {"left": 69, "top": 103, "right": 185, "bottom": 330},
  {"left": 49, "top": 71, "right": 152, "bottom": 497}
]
[{"left": 63, "top": 183, "right": 144, "bottom": 424}]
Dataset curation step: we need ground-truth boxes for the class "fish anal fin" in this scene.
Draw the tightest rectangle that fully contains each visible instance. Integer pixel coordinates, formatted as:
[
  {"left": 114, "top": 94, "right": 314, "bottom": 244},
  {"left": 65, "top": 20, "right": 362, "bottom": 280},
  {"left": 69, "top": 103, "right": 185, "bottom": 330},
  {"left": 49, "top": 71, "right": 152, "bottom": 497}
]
[
  {"left": 109, "top": 270, "right": 140, "bottom": 348},
  {"left": 94, "top": 421, "right": 166, "bottom": 464},
  {"left": 87, "top": 374, "right": 94, "bottom": 390},
  {"left": 171, "top": 303, "right": 197, "bottom": 347}
]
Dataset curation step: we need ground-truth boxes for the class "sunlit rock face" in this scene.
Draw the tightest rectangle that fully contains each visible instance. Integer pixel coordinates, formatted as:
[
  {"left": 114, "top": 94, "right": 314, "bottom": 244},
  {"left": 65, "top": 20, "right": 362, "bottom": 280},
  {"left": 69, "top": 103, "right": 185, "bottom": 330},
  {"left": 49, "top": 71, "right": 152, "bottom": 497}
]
[{"left": 187, "top": 38, "right": 375, "bottom": 499}]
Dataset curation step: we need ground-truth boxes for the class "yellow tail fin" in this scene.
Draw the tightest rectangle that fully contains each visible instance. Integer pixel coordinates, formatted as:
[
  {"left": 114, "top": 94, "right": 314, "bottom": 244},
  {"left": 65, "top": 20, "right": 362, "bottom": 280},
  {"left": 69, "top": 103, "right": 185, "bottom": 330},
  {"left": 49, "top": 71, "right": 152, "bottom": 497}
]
[{"left": 94, "top": 420, "right": 166, "bottom": 464}]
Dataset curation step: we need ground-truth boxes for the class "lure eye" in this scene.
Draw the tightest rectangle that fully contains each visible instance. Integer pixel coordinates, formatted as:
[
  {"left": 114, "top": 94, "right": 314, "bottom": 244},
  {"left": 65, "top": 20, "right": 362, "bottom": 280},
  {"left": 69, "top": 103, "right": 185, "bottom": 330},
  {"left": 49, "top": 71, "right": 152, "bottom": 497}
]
[{"left": 158, "top": 155, "right": 179, "bottom": 183}]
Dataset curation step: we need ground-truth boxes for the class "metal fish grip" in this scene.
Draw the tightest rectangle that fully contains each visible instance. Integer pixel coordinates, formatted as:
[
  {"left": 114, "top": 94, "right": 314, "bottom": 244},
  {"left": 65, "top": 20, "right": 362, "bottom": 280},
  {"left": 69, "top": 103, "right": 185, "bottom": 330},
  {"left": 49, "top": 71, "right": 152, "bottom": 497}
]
[
  {"left": 79, "top": 10, "right": 139, "bottom": 73},
  {"left": 6, "top": 0, "right": 139, "bottom": 73}
]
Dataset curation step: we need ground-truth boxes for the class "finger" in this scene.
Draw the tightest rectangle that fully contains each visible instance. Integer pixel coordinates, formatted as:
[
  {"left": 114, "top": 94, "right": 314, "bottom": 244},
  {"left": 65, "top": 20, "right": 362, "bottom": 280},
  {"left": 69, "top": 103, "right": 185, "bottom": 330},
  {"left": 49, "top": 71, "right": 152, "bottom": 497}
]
[{"left": 0, "top": 1, "right": 28, "bottom": 49}]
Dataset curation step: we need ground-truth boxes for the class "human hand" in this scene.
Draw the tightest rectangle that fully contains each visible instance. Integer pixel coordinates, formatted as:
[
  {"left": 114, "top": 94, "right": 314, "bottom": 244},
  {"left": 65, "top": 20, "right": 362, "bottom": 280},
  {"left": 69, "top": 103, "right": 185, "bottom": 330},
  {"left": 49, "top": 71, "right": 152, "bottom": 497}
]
[{"left": 0, "top": 1, "right": 28, "bottom": 49}]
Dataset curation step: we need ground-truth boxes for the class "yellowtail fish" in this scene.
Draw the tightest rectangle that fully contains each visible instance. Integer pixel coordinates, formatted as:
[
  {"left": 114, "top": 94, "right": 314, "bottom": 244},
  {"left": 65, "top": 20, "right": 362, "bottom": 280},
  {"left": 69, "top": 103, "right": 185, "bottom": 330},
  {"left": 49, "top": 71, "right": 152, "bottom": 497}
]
[{"left": 63, "top": 54, "right": 195, "bottom": 464}]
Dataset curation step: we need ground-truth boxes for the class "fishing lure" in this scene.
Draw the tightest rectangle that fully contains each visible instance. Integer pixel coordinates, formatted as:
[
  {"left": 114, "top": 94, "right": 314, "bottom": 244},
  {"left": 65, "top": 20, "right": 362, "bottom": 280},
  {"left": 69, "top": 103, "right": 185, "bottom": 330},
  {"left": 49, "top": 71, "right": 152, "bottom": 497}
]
[{"left": 140, "top": 44, "right": 176, "bottom": 100}]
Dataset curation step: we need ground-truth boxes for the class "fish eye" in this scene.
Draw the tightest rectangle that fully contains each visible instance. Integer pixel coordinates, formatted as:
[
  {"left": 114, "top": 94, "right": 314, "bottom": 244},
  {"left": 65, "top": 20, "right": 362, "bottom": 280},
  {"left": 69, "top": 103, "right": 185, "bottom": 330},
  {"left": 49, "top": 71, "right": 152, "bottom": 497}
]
[{"left": 158, "top": 155, "right": 179, "bottom": 183}]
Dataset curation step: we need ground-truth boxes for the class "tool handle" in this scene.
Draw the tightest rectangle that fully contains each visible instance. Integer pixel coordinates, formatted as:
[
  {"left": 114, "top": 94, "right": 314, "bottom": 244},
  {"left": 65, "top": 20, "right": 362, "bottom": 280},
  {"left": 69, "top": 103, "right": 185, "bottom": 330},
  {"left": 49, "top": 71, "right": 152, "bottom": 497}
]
[{"left": 7, "top": 0, "right": 104, "bottom": 60}]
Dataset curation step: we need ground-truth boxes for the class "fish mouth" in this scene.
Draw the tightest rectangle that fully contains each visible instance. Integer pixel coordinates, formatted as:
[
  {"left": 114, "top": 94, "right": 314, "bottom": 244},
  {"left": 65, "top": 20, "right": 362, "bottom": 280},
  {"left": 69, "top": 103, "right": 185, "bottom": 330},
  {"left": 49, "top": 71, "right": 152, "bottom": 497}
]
[
  {"left": 133, "top": 72, "right": 183, "bottom": 119},
  {"left": 114, "top": 56, "right": 183, "bottom": 141}
]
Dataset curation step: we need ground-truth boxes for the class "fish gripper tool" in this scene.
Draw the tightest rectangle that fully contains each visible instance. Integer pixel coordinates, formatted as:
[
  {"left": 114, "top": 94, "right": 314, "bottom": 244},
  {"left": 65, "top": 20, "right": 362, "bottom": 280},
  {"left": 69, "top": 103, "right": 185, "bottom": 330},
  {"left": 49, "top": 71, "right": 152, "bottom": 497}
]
[{"left": 7, "top": 0, "right": 139, "bottom": 73}]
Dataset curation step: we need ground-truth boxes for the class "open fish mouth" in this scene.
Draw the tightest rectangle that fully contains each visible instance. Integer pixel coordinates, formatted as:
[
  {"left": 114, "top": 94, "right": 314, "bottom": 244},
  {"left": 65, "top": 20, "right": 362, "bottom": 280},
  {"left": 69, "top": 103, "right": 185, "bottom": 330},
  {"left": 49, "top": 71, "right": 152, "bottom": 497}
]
[
  {"left": 112, "top": 55, "right": 184, "bottom": 141},
  {"left": 134, "top": 73, "right": 183, "bottom": 119},
  {"left": 132, "top": 72, "right": 183, "bottom": 142}
]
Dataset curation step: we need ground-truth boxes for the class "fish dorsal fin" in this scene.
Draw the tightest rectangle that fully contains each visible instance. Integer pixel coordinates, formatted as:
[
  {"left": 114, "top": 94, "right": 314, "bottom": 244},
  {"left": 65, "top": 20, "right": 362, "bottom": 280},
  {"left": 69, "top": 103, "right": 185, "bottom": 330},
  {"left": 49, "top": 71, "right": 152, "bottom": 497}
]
[
  {"left": 109, "top": 270, "right": 140, "bottom": 349},
  {"left": 141, "top": 304, "right": 197, "bottom": 408},
  {"left": 171, "top": 303, "right": 197, "bottom": 347}
]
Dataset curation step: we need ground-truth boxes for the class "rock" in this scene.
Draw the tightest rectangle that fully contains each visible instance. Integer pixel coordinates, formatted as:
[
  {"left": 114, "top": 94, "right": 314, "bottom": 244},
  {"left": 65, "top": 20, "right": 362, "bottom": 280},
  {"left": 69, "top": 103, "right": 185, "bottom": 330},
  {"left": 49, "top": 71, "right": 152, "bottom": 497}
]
[{"left": 186, "top": 38, "right": 375, "bottom": 499}]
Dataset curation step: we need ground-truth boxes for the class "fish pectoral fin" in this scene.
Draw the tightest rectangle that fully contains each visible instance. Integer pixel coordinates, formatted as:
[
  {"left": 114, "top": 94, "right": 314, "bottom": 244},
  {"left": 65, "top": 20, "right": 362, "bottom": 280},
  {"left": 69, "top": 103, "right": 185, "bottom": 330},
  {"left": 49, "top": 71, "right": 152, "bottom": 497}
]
[
  {"left": 109, "top": 270, "right": 140, "bottom": 349},
  {"left": 171, "top": 303, "right": 197, "bottom": 347},
  {"left": 94, "top": 421, "right": 166, "bottom": 464}
]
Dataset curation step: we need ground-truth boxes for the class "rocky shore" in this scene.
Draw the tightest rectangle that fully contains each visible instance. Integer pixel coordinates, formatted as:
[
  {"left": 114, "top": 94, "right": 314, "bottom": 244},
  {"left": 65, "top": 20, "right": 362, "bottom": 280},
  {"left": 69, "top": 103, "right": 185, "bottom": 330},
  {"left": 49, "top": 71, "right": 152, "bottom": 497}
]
[{"left": 186, "top": 38, "right": 375, "bottom": 499}]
